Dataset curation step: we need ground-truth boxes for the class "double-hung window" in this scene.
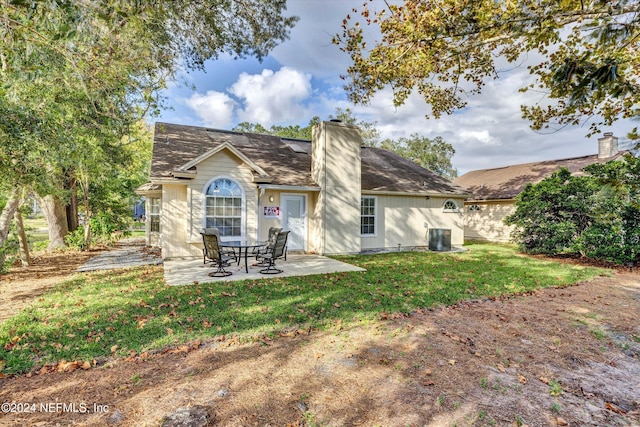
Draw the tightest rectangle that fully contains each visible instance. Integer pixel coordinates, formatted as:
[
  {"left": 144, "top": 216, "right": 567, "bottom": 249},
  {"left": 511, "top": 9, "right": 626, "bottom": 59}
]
[
  {"left": 360, "top": 196, "right": 376, "bottom": 236},
  {"left": 149, "top": 197, "right": 160, "bottom": 232}
]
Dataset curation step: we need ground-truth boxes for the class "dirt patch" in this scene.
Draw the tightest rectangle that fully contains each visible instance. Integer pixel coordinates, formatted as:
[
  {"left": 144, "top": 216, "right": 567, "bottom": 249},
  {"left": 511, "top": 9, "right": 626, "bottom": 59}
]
[
  {"left": 0, "top": 250, "right": 100, "bottom": 323},
  {"left": 1, "top": 255, "right": 639, "bottom": 426}
]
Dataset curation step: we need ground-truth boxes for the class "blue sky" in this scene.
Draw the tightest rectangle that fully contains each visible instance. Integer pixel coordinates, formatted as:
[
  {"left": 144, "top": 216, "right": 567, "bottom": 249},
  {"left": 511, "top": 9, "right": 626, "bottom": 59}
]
[{"left": 157, "top": 0, "right": 636, "bottom": 175}]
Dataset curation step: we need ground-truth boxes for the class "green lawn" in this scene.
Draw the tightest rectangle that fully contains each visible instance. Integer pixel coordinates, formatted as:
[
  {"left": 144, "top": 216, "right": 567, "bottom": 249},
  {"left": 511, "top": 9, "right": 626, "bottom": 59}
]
[
  {"left": 0, "top": 243, "right": 608, "bottom": 375},
  {"left": 21, "top": 217, "right": 49, "bottom": 248}
]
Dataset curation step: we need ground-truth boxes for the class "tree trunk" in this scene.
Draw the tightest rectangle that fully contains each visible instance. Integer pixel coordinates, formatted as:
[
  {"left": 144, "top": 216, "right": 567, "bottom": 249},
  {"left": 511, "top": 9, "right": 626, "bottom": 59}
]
[
  {"left": 0, "top": 187, "right": 21, "bottom": 266},
  {"left": 65, "top": 173, "right": 79, "bottom": 233},
  {"left": 14, "top": 209, "right": 31, "bottom": 266},
  {"left": 82, "top": 180, "right": 92, "bottom": 250},
  {"left": 35, "top": 194, "right": 69, "bottom": 250}
]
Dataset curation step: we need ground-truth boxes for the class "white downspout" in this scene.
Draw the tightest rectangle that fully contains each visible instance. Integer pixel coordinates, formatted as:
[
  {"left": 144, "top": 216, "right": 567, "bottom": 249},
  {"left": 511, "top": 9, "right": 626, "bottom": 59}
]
[{"left": 257, "top": 186, "right": 265, "bottom": 241}]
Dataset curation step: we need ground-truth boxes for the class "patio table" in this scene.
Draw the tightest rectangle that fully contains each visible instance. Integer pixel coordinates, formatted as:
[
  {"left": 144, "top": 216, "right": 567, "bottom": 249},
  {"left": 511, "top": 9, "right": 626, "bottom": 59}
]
[{"left": 221, "top": 241, "right": 267, "bottom": 273}]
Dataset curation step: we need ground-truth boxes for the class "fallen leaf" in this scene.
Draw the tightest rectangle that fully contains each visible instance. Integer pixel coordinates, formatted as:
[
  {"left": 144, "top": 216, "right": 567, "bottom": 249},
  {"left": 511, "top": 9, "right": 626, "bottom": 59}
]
[
  {"left": 81, "top": 361, "right": 91, "bottom": 370},
  {"left": 110, "top": 345, "right": 118, "bottom": 353},
  {"left": 424, "top": 368, "right": 432, "bottom": 376},
  {"left": 170, "top": 345, "right": 190, "bottom": 354},
  {"left": 539, "top": 376, "right": 550, "bottom": 384},
  {"left": 605, "top": 402, "right": 626, "bottom": 414},
  {"left": 518, "top": 374, "right": 527, "bottom": 384},
  {"left": 448, "top": 359, "right": 456, "bottom": 365},
  {"left": 57, "top": 360, "right": 81, "bottom": 373},
  {"left": 497, "top": 363, "right": 506, "bottom": 373},
  {"left": 422, "top": 380, "right": 434, "bottom": 386},
  {"left": 0, "top": 360, "right": 5, "bottom": 371},
  {"left": 556, "top": 417, "right": 568, "bottom": 426}
]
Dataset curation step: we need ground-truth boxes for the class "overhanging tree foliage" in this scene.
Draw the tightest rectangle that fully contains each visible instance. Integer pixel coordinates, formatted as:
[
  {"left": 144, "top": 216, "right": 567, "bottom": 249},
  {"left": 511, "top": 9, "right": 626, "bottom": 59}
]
[
  {"left": 335, "top": 0, "right": 640, "bottom": 136},
  {"left": 0, "top": 0, "right": 298, "bottom": 253}
]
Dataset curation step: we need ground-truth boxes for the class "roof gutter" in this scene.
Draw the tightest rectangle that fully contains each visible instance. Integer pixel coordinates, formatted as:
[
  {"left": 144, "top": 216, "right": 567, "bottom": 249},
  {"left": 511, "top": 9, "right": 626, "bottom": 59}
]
[
  {"left": 462, "top": 198, "right": 515, "bottom": 203},
  {"left": 150, "top": 177, "right": 189, "bottom": 185},
  {"left": 362, "top": 190, "right": 471, "bottom": 198},
  {"left": 256, "top": 184, "right": 321, "bottom": 192}
]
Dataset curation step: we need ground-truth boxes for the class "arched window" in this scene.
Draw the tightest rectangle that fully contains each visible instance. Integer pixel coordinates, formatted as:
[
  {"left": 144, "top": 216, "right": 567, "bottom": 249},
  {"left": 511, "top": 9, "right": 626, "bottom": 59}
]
[
  {"left": 468, "top": 204, "right": 481, "bottom": 212},
  {"left": 204, "top": 178, "right": 243, "bottom": 238},
  {"left": 442, "top": 199, "right": 460, "bottom": 212}
]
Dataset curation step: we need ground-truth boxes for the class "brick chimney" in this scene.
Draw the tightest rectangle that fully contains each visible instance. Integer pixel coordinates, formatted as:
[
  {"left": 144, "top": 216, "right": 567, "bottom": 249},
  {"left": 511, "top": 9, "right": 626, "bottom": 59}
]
[{"left": 598, "top": 132, "right": 619, "bottom": 159}]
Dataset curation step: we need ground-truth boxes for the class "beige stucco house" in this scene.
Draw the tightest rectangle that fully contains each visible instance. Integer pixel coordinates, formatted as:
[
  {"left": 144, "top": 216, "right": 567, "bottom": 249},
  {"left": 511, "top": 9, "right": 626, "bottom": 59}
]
[
  {"left": 136, "top": 121, "right": 469, "bottom": 259},
  {"left": 454, "top": 132, "right": 625, "bottom": 242}
]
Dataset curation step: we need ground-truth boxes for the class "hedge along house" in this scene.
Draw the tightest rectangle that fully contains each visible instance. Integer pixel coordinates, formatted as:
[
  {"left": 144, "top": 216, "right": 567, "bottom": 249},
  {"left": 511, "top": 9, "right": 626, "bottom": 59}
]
[
  {"left": 136, "top": 121, "right": 469, "bottom": 259},
  {"left": 453, "top": 132, "right": 626, "bottom": 243}
]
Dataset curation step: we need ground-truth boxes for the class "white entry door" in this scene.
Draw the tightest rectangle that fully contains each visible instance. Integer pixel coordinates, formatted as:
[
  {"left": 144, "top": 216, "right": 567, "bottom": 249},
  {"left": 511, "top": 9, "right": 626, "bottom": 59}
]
[{"left": 282, "top": 195, "right": 306, "bottom": 251}]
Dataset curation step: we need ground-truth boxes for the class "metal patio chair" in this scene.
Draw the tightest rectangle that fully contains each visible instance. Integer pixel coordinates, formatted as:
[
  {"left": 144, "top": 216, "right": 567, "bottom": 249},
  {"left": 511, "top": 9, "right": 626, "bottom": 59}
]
[
  {"left": 255, "top": 226, "right": 282, "bottom": 265},
  {"left": 202, "top": 233, "right": 235, "bottom": 277},
  {"left": 259, "top": 230, "right": 290, "bottom": 274},
  {"left": 201, "top": 228, "right": 237, "bottom": 264}
]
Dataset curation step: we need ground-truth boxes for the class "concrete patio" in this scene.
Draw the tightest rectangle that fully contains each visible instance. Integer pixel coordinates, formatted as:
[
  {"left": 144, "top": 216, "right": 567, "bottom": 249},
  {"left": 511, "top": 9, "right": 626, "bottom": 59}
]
[{"left": 163, "top": 253, "right": 366, "bottom": 286}]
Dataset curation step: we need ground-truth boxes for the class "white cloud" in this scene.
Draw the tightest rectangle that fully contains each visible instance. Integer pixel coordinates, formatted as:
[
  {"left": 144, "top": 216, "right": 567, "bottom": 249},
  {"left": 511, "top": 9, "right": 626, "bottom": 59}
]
[
  {"left": 184, "top": 91, "right": 236, "bottom": 129},
  {"left": 229, "top": 67, "right": 313, "bottom": 125}
]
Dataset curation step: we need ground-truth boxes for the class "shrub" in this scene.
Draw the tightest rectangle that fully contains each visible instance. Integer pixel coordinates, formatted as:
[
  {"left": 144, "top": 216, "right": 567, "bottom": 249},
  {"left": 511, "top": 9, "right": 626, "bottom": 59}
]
[
  {"left": 89, "top": 211, "right": 131, "bottom": 245},
  {"left": 507, "top": 156, "right": 640, "bottom": 266},
  {"left": 65, "top": 228, "right": 87, "bottom": 250},
  {"left": 505, "top": 168, "right": 595, "bottom": 255}
]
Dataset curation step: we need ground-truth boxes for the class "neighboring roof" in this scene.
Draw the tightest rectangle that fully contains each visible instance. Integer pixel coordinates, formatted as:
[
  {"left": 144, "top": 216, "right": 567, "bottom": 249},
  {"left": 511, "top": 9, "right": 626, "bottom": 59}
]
[
  {"left": 148, "top": 122, "right": 468, "bottom": 196},
  {"left": 134, "top": 182, "right": 162, "bottom": 195},
  {"left": 454, "top": 152, "right": 626, "bottom": 201}
]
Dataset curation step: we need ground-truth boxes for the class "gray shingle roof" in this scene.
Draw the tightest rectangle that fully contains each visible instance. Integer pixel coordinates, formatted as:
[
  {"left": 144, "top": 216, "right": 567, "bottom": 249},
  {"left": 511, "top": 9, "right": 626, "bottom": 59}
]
[{"left": 149, "top": 122, "right": 468, "bottom": 196}]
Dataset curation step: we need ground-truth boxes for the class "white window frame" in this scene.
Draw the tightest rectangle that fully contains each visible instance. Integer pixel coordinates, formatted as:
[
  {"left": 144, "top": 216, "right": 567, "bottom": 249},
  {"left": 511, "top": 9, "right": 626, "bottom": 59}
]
[
  {"left": 149, "top": 197, "right": 160, "bottom": 232},
  {"left": 442, "top": 199, "right": 460, "bottom": 213},
  {"left": 360, "top": 196, "right": 377, "bottom": 237},
  {"left": 202, "top": 176, "right": 246, "bottom": 242}
]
